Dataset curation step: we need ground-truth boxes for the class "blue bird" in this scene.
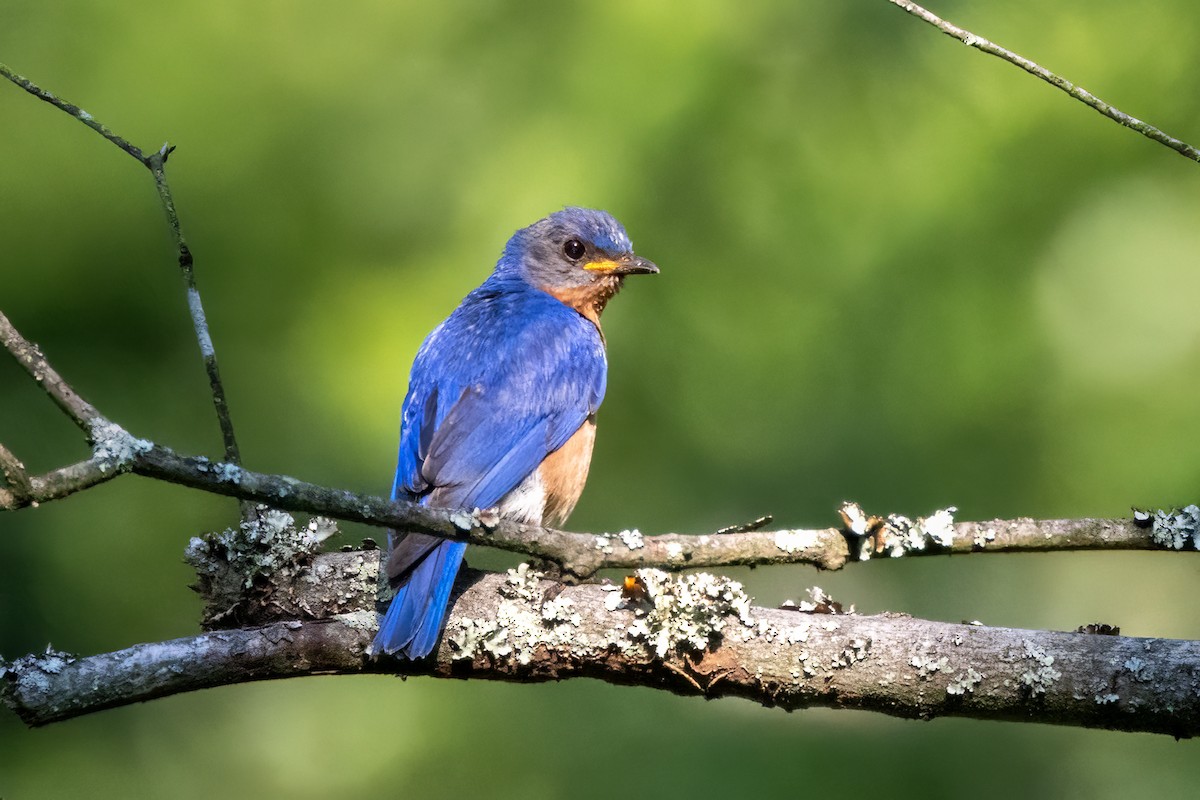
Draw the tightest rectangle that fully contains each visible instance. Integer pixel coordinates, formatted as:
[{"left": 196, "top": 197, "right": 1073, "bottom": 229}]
[{"left": 370, "top": 207, "right": 657, "bottom": 659}]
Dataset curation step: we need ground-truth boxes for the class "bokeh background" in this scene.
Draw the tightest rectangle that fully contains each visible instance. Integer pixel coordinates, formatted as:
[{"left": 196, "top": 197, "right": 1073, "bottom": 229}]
[{"left": 4, "top": 1, "right": 1200, "bottom": 796}]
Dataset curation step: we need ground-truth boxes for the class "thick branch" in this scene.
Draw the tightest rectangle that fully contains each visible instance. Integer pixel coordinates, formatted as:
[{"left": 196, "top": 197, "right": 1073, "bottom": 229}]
[
  {"left": 887, "top": 1, "right": 1200, "bottom": 163},
  {"left": 4, "top": 552, "right": 1196, "bottom": 735},
  {"left": 0, "top": 620, "right": 368, "bottom": 725}
]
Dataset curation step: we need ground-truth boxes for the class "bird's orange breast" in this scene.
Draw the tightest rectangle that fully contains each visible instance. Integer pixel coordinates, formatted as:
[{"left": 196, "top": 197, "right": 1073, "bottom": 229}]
[
  {"left": 542, "top": 276, "right": 623, "bottom": 330},
  {"left": 537, "top": 416, "right": 597, "bottom": 527}
]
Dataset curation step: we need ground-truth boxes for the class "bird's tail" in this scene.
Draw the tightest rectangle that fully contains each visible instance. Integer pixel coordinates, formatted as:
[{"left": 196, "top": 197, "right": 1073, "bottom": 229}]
[{"left": 370, "top": 539, "right": 467, "bottom": 659}]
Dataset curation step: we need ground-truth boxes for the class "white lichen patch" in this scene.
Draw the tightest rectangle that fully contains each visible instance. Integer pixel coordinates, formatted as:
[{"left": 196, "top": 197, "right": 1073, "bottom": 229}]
[
  {"left": 774, "top": 529, "right": 820, "bottom": 554},
  {"left": 334, "top": 609, "right": 379, "bottom": 632},
  {"left": 751, "top": 620, "right": 779, "bottom": 644},
  {"left": 785, "top": 623, "right": 811, "bottom": 644},
  {"left": 1124, "top": 657, "right": 1151, "bottom": 682},
  {"left": 785, "top": 586, "right": 853, "bottom": 615},
  {"left": 499, "top": 563, "right": 544, "bottom": 601},
  {"left": 1151, "top": 505, "right": 1200, "bottom": 550},
  {"left": 473, "top": 507, "right": 501, "bottom": 529},
  {"left": 1095, "top": 692, "right": 1120, "bottom": 705},
  {"left": 591, "top": 531, "right": 648, "bottom": 554},
  {"left": 540, "top": 595, "right": 581, "bottom": 627},
  {"left": 446, "top": 565, "right": 584, "bottom": 664},
  {"left": 601, "top": 583, "right": 624, "bottom": 611},
  {"left": 616, "top": 569, "right": 755, "bottom": 657},
  {"left": 947, "top": 666, "right": 983, "bottom": 695},
  {"left": 185, "top": 506, "right": 338, "bottom": 589},
  {"left": 832, "top": 637, "right": 871, "bottom": 668},
  {"left": 1, "top": 647, "right": 78, "bottom": 699},
  {"left": 617, "top": 529, "right": 644, "bottom": 550},
  {"left": 871, "top": 507, "right": 959, "bottom": 558},
  {"left": 973, "top": 527, "right": 996, "bottom": 548},
  {"left": 921, "top": 508, "right": 957, "bottom": 546},
  {"left": 212, "top": 461, "right": 243, "bottom": 484},
  {"left": 448, "top": 616, "right": 512, "bottom": 660},
  {"left": 1018, "top": 640, "right": 1062, "bottom": 695},
  {"left": 839, "top": 502, "right": 873, "bottom": 536},
  {"left": 89, "top": 419, "right": 152, "bottom": 473},
  {"left": 911, "top": 653, "right": 949, "bottom": 679},
  {"left": 665, "top": 543, "right": 685, "bottom": 564},
  {"left": 448, "top": 510, "right": 476, "bottom": 531}
]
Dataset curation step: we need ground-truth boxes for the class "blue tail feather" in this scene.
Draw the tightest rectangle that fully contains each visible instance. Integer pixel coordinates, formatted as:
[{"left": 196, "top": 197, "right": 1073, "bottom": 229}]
[{"left": 371, "top": 540, "right": 467, "bottom": 659}]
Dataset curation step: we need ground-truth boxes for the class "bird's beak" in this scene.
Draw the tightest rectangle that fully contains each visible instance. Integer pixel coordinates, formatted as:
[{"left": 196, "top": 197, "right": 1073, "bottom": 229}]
[{"left": 584, "top": 254, "right": 659, "bottom": 276}]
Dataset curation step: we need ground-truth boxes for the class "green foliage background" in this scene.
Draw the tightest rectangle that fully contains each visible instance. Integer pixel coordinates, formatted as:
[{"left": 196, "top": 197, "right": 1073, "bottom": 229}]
[{"left": 3, "top": 1, "right": 1200, "bottom": 796}]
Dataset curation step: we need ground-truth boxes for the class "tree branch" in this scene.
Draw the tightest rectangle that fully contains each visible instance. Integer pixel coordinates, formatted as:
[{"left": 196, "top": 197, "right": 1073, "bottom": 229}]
[
  {"left": 886, "top": 1, "right": 1200, "bottom": 163},
  {"left": 2, "top": 307, "right": 1193, "bottom": 572},
  {"left": 4, "top": 549, "right": 1196, "bottom": 736}
]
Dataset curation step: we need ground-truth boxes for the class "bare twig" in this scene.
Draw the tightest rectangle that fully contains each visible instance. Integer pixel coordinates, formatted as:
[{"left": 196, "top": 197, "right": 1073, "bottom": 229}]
[
  {"left": 26, "top": 460, "right": 120, "bottom": 507},
  {"left": 0, "top": 62, "right": 145, "bottom": 162},
  {"left": 0, "top": 63, "right": 243, "bottom": 469},
  {"left": 886, "top": 1, "right": 1200, "bottom": 163},
  {"left": 3, "top": 556, "right": 1197, "bottom": 735},
  {"left": 0, "top": 311, "right": 101, "bottom": 432},
  {"left": 145, "top": 146, "right": 241, "bottom": 466}
]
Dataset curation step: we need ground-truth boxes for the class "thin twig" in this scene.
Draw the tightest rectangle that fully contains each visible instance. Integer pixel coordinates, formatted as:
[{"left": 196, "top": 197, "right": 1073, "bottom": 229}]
[
  {"left": 0, "top": 62, "right": 145, "bottom": 163},
  {"left": 145, "top": 147, "right": 241, "bottom": 466},
  {"left": 0, "top": 311, "right": 101, "bottom": 432},
  {"left": 0, "top": 64, "right": 244, "bottom": 470},
  {"left": 886, "top": 1, "right": 1200, "bottom": 163}
]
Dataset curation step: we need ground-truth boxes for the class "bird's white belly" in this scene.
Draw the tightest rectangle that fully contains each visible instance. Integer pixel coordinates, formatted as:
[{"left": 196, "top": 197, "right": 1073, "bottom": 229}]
[{"left": 495, "top": 469, "right": 546, "bottom": 526}]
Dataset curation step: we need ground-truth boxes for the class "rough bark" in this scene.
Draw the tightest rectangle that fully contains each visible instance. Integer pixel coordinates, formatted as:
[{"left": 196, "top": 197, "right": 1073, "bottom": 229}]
[{"left": 4, "top": 550, "right": 1196, "bottom": 736}]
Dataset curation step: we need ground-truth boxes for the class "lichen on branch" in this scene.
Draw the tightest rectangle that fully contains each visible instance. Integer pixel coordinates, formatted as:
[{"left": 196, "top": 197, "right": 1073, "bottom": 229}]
[{"left": 5, "top": 549, "right": 1199, "bottom": 736}]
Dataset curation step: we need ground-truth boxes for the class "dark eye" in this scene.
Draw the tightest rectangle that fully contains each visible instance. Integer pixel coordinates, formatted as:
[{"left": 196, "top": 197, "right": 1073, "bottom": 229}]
[{"left": 563, "top": 238, "right": 586, "bottom": 261}]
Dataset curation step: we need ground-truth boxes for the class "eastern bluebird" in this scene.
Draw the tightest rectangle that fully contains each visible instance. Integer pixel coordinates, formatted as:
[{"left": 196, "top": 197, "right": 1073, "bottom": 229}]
[{"left": 370, "top": 207, "right": 657, "bottom": 658}]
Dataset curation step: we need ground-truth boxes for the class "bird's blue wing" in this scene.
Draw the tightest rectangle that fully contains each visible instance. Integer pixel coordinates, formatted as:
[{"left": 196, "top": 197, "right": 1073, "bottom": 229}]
[
  {"left": 398, "top": 286, "right": 606, "bottom": 507},
  {"left": 372, "top": 286, "right": 607, "bottom": 658}
]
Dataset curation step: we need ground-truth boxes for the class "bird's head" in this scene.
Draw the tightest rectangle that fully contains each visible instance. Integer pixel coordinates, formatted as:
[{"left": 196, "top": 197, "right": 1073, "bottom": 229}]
[{"left": 498, "top": 208, "right": 657, "bottom": 317}]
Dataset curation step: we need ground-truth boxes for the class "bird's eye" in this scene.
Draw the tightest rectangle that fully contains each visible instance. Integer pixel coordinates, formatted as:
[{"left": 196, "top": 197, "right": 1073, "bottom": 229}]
[{"left": 563, "top": 238, "right": 586, "bottom": 261}]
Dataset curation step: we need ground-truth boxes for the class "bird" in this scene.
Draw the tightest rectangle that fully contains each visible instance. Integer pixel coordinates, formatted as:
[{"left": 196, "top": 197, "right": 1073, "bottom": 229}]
[{"left": 369, "top": 207, "right": 658, "bottom": 659}]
